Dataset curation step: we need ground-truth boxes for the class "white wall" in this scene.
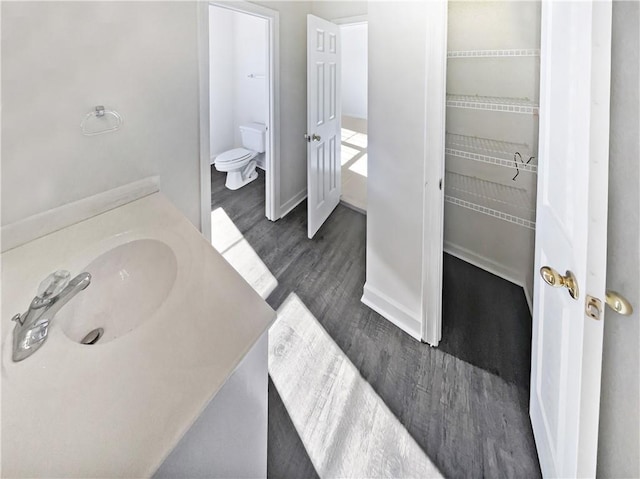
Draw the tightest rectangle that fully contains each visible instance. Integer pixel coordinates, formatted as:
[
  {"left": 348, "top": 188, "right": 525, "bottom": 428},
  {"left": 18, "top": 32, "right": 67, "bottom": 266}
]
[
  {"left": 341, "top": 23, "right": 368, "bottom": 119},
  {"left": 2, "top": 0, "right": 314, "bottom": 240},
  {"left": 209, "top": 6, "right": 268, "bottom": 157},
  {"left": 363, "top": 1, "right": 434, "bottom": 339},
  {"left": 1, "top": 1, "right": 201, "bottom": 229},
  {"left": 233, "top": 13, "right": 268, "bottom": 147},
  {"left": 209, "top": 6, "right": 236, "bottom": 156},
  {"left": 311, "top": 1, "right": 367, "bottom": 21},
  {"left": 252, "top": 1, "right": 312, "bottom": 208},
  {"left": 597, "top": 1, "right": 640, "bottom": 476}
]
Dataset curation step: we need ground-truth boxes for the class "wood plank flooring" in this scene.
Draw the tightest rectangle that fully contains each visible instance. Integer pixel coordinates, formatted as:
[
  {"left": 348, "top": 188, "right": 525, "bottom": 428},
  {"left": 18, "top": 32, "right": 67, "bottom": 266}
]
[
  {"left": 439, "top": 254, "right": 533, "bottom": 390},
  {"left": 211, "top": 168, "right": 541, "bottom": 478}
]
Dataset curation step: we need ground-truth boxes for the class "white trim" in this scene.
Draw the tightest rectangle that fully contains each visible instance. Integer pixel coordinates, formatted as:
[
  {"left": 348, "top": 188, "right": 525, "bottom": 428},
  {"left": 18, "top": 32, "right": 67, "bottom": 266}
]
[
  {"left": 444, "top": 240, "right": 524, "bottom": 288},
  {"left": 279, "top": 188, "right": 306, "bottom": 219},
  {"left": 331, "top": 14, "right": 368, "bottom": 26},
  {"left": 200, "top": 1, "right": 281, "bottom": 234},
  {"left": 197, "top": 2, "right": 212, "bottom": 242},
  {"left": 265, "top": 5, "right": 281, "bottom": 221},
  {"left": 339, "top": 200, "right": 366, "bottom": 216},
  {"left": 362, "top": 283, "right": 422, "bottom": 342},
  {"left": 444, "top": 241, "right": 534, "bottom": 314},
  {"left": 421, "top": 0, "right": 448, "bottom": 347},
  {"left": 1, "top": 177, "right": 159, "bottom": 253}
]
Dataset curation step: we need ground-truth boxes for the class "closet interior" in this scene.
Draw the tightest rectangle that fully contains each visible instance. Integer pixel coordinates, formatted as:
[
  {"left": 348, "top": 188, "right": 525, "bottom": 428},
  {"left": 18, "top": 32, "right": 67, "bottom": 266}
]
[{"left": 444, "top": 1, "right": 541, "bottom": 307}]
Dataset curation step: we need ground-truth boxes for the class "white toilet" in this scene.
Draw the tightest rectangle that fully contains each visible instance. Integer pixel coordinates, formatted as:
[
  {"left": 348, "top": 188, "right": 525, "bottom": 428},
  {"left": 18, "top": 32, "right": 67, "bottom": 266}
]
[{"left": 214, "top": 122, "right": 266, "bottom": 190}]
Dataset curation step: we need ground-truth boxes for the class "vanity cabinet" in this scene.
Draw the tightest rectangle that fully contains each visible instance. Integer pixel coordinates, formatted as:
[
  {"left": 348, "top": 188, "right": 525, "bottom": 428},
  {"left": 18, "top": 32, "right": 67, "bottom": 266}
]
[{"left": 154, "top": 333, "right": 268, "bottom": 478}]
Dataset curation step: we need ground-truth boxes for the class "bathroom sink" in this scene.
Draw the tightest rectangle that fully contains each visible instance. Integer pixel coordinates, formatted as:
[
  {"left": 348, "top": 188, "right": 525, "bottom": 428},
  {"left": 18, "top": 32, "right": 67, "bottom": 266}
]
[{"left": 58, "top": 239, "right": 177, "bottom": 344}]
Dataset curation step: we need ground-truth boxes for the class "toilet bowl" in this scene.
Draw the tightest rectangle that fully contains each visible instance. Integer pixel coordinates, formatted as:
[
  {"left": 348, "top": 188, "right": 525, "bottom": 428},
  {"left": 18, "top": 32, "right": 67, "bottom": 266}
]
[{"left": 214, "top": 122, "right": 266, "bottom": 190}]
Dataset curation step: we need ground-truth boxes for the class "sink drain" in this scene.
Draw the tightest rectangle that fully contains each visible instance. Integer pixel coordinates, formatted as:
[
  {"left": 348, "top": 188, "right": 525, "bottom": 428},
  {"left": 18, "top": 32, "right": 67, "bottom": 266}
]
[{"left": 80, "top": 328, "right": 104, "bottom": 345}]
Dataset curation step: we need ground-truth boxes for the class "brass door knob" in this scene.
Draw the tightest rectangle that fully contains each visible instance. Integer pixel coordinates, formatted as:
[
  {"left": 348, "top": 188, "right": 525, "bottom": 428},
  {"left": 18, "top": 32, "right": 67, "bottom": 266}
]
[
  {"left": 605, "top": 290, "right": 633, "bottom": 315},
  {"left": 540, "top": 266, "right": 580, "bottom": 300}
]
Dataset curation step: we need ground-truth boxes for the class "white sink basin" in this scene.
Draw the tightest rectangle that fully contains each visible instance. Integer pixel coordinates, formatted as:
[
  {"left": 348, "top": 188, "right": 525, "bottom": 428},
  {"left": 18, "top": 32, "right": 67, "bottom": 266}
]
[{"left": 58, "top": 239, "right": 177, "bottom": 344}]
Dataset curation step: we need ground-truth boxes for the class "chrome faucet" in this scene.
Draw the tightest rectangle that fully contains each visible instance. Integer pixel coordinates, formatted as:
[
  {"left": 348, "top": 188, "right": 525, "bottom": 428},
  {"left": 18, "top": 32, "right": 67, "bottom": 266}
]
[{"left": 11, "top": 270, "right": 91, "bottom": 362}]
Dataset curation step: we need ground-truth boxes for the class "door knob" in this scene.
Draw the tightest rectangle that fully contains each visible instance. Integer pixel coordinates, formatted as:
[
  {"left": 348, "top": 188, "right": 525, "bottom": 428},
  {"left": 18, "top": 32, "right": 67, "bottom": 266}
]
[
  {"left": 540, "top": 266, "right": 579, "bottom": 300},
  {"left": 605, "top": 290, "right": 633, "bottom": 315},
  {"left": 312, "top": 134, "right": 321, "bottom": 142},
  {"left": 304, "top": 133, "right": 322, "bottom": 143}
]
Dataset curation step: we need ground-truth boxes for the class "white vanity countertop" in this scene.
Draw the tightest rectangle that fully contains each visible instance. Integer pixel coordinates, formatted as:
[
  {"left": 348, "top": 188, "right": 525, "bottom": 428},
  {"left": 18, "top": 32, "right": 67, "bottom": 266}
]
[{"left": 0, "top": 193, "right": 276, "bottom": 478}]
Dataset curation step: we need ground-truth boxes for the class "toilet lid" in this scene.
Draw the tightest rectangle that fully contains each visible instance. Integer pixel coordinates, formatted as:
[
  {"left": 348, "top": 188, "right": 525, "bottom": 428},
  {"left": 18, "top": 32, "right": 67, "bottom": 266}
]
[{"left": 216, "top": 148, "right": 254, "bottom": 164}]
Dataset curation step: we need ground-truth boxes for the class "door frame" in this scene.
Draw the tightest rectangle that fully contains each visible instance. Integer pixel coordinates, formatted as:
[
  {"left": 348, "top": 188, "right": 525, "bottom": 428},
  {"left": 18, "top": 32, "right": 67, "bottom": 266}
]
[
  {"left": 332, "top": 14, "right": 367, "bottom": 216},
  {"left": 423, "top": 0, "right": 613, "bottom": 473},
  {"left": 198, "top": 0, "right": 280, "bottom": 242},
  {"left": 421, "top": 0, "right": 448, "bottom": 346}
]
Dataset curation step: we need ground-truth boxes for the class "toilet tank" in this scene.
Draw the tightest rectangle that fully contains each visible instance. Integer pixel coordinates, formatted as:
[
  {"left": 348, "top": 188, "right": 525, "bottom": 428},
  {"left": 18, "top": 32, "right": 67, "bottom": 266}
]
[{"left": 239, "top": 123, "right": 267, "bottom": 153}]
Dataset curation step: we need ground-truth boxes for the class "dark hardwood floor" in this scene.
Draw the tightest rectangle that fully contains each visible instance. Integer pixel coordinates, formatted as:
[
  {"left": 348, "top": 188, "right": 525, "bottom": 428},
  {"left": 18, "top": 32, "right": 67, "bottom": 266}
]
[
  {"left": 211, "top": 168, "right": 540, "bottom": 478},
  {"left": 439, "top": 254, "right": 533, "bottom": 390}
]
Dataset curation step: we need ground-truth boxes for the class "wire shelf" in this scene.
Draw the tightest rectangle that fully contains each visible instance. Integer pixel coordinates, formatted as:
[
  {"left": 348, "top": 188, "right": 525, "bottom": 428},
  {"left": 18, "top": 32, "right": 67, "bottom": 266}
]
[
  {"left": 444, "top": 171, "right": 536, "bottom": 229},
  {"left": 446, "top": 94, "right": 538, "bottom": 115},
  {"left": 447, "top": 49, "right": 540, "bottom": 58},
  {"left": 445, "top": 133, "right": 537, "bottom": 173}
]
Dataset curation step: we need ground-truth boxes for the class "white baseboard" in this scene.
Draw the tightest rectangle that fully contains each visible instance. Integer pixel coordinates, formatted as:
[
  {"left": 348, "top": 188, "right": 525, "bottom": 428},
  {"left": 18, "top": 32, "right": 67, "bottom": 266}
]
[
  {"left": 443, "top": 240, "right": 524, "bottom": 288},
  {"left": 361, "top": 283, "right": 422, "bottom": 341},
  {"left": 340, "top": 199, "right": 366, "bottom": 216},
  {"left": 279, "top": 188, "right": 306, "bottom": 219},
  {"left": 444, "top": 241, "right": 534, "bottom": 315},
  {"left": 1, "top": 176, "right": 159, "bottom": 253}
]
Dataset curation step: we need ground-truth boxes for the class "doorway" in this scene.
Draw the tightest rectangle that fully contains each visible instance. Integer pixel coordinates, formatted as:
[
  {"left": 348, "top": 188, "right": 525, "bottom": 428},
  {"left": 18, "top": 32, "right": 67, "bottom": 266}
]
[
  {"left": 200, "top": 2, "right": 279, "bottom": 241},
  {"left": 337, "top": 18, "right": 368, "bottom": 214},
  {"left": 439, "top": 0, "right": 541, "bottom": 409}
]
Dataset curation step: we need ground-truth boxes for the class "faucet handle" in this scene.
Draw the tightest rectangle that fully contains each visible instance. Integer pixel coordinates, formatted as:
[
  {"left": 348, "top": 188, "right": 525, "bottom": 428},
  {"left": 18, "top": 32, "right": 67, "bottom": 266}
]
[{"left": 37, "top": 270, "right": 71, "bottom": 300}]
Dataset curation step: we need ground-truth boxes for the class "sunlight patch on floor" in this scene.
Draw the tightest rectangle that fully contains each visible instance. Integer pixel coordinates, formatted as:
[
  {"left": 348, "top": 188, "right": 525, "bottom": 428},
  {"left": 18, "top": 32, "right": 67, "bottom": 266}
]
[
  {"left": 341, "top": 128, "right": 358, "bottom": 141},
  {"left": 346, "top": 132, "right": 368, "bottom": 149},
  {"left": 269, "top": 293, "right": 443, "bottom": 478},
  {"left": 341, "top": 144, "right": 361, "bottom": 166},
  {"left": 210, "top": 207, "right": 277, "bottom": 299},
  {"left": 348, "top": 154, "right": 368, "bottom": 177}
]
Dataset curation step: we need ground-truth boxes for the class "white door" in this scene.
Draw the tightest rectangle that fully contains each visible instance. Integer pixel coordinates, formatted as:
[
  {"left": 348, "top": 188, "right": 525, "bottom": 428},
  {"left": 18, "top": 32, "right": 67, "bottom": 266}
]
[
  {"left": 530, "top": 1, "right": 612, "bottom": 477},
  {"left": 306, "top": 14, "right": 341, "bottom": 239}
]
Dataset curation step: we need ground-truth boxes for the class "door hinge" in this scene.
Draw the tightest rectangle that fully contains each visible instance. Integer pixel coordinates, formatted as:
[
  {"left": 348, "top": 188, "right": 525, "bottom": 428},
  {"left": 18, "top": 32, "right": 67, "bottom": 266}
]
[
  {"left": 439, "top": 178, "right": 443, "bottom": 190},
  {"left": 585, "top": 295, "right": 603, "bottom": 320}
]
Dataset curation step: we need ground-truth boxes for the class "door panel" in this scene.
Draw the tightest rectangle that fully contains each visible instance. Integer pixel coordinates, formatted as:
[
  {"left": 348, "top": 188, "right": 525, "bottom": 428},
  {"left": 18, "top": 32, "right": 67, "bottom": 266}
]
[
  {"left": 530, "top": 2, "right": 612, "bottom": 477},
  {"left": 307, "top": 15, "right": 341, "bottom": 239}
]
